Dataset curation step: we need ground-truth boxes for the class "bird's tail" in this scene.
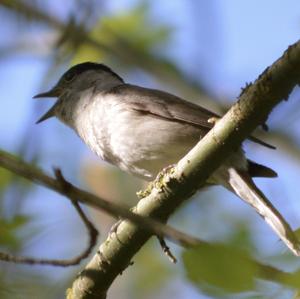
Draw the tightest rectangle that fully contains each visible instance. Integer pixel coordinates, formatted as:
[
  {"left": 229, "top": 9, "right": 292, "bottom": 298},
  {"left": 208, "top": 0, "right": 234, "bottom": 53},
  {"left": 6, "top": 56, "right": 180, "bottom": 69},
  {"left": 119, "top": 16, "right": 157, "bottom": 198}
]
[{"left": 226, "top": 168, "right": 300, "bottom": 256}]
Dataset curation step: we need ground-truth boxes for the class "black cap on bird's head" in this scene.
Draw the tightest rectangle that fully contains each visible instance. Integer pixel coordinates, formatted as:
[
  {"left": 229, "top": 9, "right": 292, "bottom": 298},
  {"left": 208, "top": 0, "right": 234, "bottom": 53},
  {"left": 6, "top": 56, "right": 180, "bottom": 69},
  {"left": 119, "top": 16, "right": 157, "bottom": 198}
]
[{"left": 34, "top": 62, "right": 123, "bottom": 124}]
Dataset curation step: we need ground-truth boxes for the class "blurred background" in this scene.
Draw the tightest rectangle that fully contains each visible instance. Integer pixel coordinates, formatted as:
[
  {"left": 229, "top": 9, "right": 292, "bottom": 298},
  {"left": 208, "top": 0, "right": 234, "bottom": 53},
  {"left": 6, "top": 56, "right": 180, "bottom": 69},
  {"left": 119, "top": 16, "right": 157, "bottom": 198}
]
[{"left": 1, "top": 1, "right": 300, "bottom": 298}]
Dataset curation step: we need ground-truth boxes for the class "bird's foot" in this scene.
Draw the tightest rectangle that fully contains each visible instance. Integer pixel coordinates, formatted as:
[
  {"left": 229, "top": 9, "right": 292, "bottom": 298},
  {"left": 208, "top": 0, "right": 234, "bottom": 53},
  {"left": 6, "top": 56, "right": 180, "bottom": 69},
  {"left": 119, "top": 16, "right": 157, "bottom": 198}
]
[
  {"left": 157, "top": 164, "right": 176, "bottom": 182},
  {"left": 207, "top": 116, "right": 220, "bottom": 125},
  {"left": 137, "top": 164, "right": 176, "bottom": 199}
]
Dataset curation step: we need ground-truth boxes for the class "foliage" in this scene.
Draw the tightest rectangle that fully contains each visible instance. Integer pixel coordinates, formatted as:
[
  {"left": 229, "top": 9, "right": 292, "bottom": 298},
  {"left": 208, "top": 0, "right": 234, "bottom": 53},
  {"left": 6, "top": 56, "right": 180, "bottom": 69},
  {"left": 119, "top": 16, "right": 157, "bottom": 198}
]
[
  {"left": 182, "top": 243, "right": 300, "bottom": 298},
  {"left": 71, "top": 3, "right": 172, "bottom": 65},
  {"left": 0, "top": 215, "right": 30, "bottom": 250}
]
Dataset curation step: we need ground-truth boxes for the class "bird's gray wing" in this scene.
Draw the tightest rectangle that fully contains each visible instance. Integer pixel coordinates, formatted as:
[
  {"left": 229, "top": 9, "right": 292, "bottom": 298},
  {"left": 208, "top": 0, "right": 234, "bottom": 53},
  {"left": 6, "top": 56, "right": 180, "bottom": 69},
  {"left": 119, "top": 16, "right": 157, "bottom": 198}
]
[
  {"left": 109, "top": 84, "right": 274, "bottom": 149},
  {"left": 109, "top": 84, "right": 219, "bottom": 129}
]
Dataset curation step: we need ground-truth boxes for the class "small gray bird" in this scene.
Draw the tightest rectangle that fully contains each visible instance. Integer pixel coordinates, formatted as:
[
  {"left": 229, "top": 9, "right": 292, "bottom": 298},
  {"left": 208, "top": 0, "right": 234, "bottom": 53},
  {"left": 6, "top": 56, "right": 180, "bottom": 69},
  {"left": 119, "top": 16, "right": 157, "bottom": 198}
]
[{"left": 34, "top": 62, "right": 300, "bottom": 256}]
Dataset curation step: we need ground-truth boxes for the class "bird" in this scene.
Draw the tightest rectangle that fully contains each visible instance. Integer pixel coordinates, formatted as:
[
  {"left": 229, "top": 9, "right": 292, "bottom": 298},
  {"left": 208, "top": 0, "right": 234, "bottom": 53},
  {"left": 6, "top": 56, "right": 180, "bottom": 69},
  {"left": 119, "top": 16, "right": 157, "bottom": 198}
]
[{"left": 34, "top": 62, "right": 300, "bottom": 256}]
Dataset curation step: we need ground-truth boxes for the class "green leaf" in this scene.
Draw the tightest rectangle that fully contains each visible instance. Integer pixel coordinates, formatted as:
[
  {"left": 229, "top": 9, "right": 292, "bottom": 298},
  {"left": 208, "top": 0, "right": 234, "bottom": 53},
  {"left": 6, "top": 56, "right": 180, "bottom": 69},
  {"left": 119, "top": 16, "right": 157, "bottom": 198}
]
[
  {"left": 182, "top": 243, "right": 258, "bottom": 294},
  {"left": 130, "top": 240, "right": 173, "bottom": 297}
]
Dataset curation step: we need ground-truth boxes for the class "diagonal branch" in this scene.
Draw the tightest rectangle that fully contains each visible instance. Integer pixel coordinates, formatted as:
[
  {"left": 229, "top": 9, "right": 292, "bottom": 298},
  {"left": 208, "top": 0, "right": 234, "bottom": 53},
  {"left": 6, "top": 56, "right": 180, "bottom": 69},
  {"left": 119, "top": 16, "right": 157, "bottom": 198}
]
[{"left": 64, "top": 40, "right": 300, "bottom": 298}]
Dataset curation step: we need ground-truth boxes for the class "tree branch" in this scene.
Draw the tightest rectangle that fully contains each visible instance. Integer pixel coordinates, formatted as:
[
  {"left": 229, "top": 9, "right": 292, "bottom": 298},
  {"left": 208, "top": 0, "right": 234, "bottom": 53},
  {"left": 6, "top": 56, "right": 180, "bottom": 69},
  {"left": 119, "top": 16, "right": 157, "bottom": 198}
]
[{"left": 66, "top": 41, "right": 300, "bottom": 298}]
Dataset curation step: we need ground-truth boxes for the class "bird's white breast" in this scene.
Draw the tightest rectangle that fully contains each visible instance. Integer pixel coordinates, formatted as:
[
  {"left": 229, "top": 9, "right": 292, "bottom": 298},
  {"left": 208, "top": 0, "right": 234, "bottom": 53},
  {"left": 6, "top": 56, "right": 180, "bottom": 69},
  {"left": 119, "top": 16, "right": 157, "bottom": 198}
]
[{"left": 71, "top": 93, "right": 202, "bottom": 179}]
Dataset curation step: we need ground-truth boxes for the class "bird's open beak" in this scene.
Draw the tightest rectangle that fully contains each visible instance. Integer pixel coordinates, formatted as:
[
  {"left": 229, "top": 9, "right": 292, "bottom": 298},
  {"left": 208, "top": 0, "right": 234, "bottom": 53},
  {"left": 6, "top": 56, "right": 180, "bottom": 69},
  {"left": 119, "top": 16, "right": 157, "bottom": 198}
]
[{"left": 34, "top": 87, "right": 60, "bottom": 124}]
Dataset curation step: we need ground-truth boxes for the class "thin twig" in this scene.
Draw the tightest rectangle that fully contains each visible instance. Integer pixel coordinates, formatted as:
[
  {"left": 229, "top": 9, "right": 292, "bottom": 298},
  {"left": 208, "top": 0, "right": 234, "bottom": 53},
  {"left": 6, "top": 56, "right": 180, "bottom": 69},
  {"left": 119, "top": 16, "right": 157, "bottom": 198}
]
[
  {"left": 0, "top": 168, "right": 98, "bottom": 266},
  {"left": 158, "top": 237, "right": 177, "bottom": 264}
]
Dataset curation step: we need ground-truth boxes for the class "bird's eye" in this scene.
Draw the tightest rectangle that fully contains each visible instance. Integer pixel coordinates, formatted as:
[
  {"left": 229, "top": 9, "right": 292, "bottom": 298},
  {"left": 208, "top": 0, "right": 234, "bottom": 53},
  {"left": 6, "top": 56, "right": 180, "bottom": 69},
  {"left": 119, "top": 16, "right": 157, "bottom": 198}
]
[{"left": 64, "top": 71, "right": 76, "bottom": 82}]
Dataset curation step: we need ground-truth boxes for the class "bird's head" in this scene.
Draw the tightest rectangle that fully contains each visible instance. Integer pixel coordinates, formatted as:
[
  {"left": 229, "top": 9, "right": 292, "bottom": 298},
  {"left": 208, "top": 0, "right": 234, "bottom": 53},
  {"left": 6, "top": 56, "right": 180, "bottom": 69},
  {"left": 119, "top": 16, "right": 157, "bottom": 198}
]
[{"left": 34, "top": 62, "right": 123, "bottom": 124}]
